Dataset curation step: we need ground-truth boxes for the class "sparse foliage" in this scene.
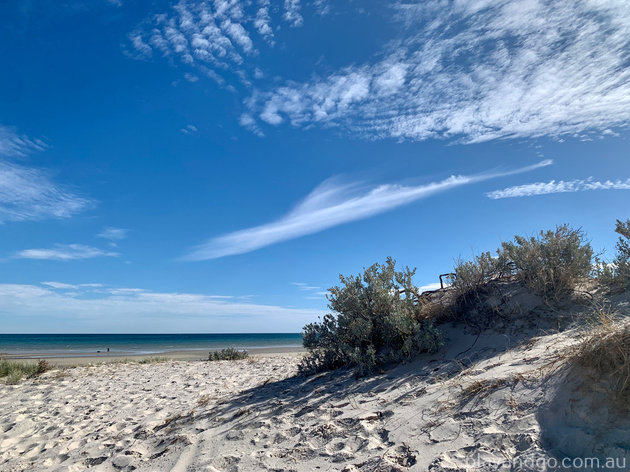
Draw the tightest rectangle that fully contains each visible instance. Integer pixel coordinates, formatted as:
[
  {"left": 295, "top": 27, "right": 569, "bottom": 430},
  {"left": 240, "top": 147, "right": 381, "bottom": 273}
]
[
  {"left": 299, "top": 258, "right": 443, "bottom": 376},
  {"left": 501, "top": 224, "right": 593, "bottom": 302},
  {"left": 208, "top": 348, "right": 249, "bottom": 361}
]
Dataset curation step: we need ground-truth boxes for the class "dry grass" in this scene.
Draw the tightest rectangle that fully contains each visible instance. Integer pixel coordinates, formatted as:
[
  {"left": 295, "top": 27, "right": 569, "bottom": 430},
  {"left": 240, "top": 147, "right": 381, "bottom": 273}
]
[
  {"left": 574, "top": 306, "right": 630, "bottom": 400},
  {"left": 0, "top": 359, "right": 50, "bottom": 384},
  {"left": 460, "top": 378, "right": 508, "bottom": 400}
]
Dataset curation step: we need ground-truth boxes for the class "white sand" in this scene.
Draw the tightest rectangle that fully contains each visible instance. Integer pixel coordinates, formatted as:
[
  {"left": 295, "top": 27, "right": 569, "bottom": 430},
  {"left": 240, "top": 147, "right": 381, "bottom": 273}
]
[{"left": 2, "top": 288, "right": 629, "bottom": 471}]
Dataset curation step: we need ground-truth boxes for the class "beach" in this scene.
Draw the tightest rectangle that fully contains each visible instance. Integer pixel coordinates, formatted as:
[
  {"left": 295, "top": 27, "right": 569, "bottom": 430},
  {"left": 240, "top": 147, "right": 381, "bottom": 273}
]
[
  {"left": 1, "top": 346, "right": 305, "bottom": 367},
  {"left": 2, "top": 320, "right": 629, "bottom": 471}
]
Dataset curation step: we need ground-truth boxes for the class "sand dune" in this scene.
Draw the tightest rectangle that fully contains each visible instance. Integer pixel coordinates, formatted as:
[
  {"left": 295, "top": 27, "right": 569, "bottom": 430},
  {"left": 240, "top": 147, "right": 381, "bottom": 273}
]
[{"left": 2, "top": 292, "right": 629, "bottom": 471}]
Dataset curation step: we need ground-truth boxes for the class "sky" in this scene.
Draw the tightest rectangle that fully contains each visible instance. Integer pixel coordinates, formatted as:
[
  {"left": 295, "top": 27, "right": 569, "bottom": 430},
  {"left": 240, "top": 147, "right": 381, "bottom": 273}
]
[{"left": 0, "top": 0, "right": 629, "bottom": 333}]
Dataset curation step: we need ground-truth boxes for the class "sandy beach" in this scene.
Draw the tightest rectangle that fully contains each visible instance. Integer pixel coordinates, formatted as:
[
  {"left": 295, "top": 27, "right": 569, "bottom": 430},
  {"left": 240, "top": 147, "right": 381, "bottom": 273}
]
[
  {"left": 2, "top": 313, "right": 629, "bottom": 471},
  {"left": 1, "top": 346, "right": 305, "bottom": 367}
]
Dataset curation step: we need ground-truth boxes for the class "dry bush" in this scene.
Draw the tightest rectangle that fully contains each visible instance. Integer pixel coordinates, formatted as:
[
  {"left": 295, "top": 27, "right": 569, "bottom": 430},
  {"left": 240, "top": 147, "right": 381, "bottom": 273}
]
[
  {"left": 449, "top": 252, "right": 513, "bottom": 326},
  {"left": 501, "top": 224, "right": 593, "bottom": 303},
  {"left": 574, "top": 306, "right": 630, "bottom": 401}
]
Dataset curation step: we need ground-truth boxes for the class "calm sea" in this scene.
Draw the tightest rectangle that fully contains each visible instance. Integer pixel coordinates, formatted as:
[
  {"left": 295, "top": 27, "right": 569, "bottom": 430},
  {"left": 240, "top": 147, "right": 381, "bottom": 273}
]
[{"left": 0, "top": 333, "right": 303, "bottom": 358}]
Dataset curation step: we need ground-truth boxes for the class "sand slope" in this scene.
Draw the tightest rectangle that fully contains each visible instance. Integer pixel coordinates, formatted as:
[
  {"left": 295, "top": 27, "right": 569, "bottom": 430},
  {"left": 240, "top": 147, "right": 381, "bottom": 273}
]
[{"left": 2, "top": 289, "right": 630, "bottom": 471}]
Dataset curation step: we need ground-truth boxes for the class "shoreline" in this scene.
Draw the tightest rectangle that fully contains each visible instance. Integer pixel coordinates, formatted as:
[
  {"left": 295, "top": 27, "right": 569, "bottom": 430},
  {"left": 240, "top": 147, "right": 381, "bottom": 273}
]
[{"left": 1, "top": 345, "right": 305, "bottom": 366}]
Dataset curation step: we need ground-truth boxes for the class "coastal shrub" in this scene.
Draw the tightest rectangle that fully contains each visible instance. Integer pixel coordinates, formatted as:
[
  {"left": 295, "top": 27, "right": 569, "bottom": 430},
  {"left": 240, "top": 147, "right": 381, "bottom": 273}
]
[
  {"left": 613, "top": 219, "right": 630, "bottom": 288},
  {"left": 0, "top": 359, "right": 49, "bottom": 384},
  {"left": 597, "top": 219, "right": 630, "bottom": 291},
  {"left": 299, "top": 258, "right": 443, "bottom": 376},
  {"left": 450, "top": 251, "right": 512, "bottom": 318},
  {"left": 209, "top": 348, "right": 249, "bottom": 361},
  {"left": 501, "top": 224, "right": 593, "bottom": 302}
]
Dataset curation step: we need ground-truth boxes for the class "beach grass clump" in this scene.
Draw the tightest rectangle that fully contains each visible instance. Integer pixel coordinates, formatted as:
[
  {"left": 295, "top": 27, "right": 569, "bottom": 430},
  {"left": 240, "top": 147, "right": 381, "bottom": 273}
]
[
  {"left": 501, "top": 224, "right": 593, "bottom": 303},
  {"left": 0, "top": 359, "right": 50, "bottom": 384},
  {"left": 138, "top": 356, "right": 172, "bottom": 364},
  {"left": 208, "top": 348, "right": 249, "bottom": 361},
  {"left": 299, "top": 257, "right": 443, "bottom": 376},
  {"left": 574, "top": 308, "right": 630, "bottom": 402}
]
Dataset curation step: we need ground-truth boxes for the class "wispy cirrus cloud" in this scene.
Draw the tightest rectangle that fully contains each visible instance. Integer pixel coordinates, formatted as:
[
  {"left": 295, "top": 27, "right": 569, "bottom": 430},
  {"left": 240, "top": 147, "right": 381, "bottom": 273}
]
[
  {"left": 487, "top": 177, "right": 630, "bottom": 199},
  {"left": 0, "top": 283, "right": 324, "bottom": 332},
  {"left": 244, "top": 0, "right": 630, "bottom": 142},
  {"left": 42, "top": 281, "right": 104, "bottom": 289},
  {"left": 14, "top": 244, "right": 120, "bottom": 261},
  {"left": 183, "top": 160, "right": 551, "bottom": 260},
  {"left": 0, "top": 125, "right": 47, "bottom": 157},
  {"left": 97, "top": 227, "right": 130, "bottom": 240},
  {"left": 0, "top": 127, "right": 93, "bottom": 224}
]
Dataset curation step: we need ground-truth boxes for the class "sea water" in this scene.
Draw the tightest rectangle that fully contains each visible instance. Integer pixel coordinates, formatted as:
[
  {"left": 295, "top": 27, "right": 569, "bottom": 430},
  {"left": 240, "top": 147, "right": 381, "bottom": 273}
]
[{"left": 0, "top": 333, "right": 303, "bottom": 358}]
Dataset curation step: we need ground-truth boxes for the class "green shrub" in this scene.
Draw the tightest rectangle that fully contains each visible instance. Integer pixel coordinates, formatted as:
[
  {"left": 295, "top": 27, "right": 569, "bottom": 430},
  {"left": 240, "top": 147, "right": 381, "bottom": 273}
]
[
  {"left": 208, "top": 348, "right": 249, "bottom": 361},
  {"left": 299, "top": 258, "right": 443, "bottom": 376},
  {"left": 501, "top": 224, "right": 593, "bottom": 302},
  {"left": 593, "top": 220, "right": 630, "bottom": 292}
]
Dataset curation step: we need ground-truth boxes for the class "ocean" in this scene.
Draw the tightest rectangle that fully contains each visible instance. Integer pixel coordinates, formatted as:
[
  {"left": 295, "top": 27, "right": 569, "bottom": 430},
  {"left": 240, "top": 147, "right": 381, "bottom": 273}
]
[{"left": 0, "top": 333, "right": 303, "bottom": 358}]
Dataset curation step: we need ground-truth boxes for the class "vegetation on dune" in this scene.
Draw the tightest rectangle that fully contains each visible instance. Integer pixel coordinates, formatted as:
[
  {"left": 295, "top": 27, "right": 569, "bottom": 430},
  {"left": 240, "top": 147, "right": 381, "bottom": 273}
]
[
  {"left": 574, "top": 305, "right": 630, "bottom": 403},
  {"left": 299, "top": 257, "right": 443, "bottom": 376},
  {"left": 301, "top": 220, "right": 629, "bottom": 376},
  {"left": 500, "top": 224, "right": 593, "bottom": 302},
  {"left": 595, "top": 219, "right": 630, "bottom": 292},
  {"left": 0, "top": 359, "right": 50, "bottom": 384},
  {"left": 209, "top": 348, "right": 249, "bottom": 361}
]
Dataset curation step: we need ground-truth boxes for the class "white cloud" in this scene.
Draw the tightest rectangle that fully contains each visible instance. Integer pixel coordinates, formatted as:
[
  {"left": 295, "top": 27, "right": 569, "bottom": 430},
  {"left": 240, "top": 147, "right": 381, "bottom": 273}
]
[
  {"left": 42, "top": 281, "right": 104, "bottom": 290},
  {"left": 0, "top": 158, "right": 93, "bottom": 224},
  {"left": 128, "top": 0, "right": 267, "bottom": 86},
  {"left": 183, "top": 160, "right": 551, "bottom": 260},
  {"left": 283, "top": 0, "right": 303, "bottom": 27},
  {"left": 244, "top": 0, "right": 630, "bottom": 142},
  {"left": 254, "top": 1, "right": 274, "bottom": 44},
  {"left": 417, "top": 282, "right": 443, "bottom": 292},
  {"left": 487, "top": 177, "right": 630, "bottom": 199},
  {"left": 0, "top": 283, "right": 324, "bottom": 332},
  {"left": 97, "top": 227, "right": 130, "bottom": 240},
  {"left": 181, "top": 124, "right": 199, "bottom": 134},
  {"left": 13, "top": 244, "right": 120, "bottom": 261},
  {"left": 292, "top": 282, "right": 321, "bottom": 291}
]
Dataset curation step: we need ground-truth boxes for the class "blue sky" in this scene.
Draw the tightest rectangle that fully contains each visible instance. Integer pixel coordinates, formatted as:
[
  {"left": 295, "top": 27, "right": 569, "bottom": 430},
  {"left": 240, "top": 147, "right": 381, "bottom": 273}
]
[{"left": 1, "top": 0, "right": 629, "bottom": 333}]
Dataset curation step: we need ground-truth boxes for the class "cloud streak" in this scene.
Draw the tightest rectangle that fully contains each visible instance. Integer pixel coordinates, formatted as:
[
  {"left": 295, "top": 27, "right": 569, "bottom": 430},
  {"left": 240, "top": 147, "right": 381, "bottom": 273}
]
[
  {"left": 244, "top": 0, "right": 630, "bottom": 142},
  {"left": 97, "top": 227, "right": 130, "bottom": 240},
  {"left": 13, "top": 244, "right": 120, "bottom": 261},
  {"left": 0, "top": 283, "right": 324, "bottom": 333},
  {"left": 184, "top": 160, "right": 551, "bottom": 260},
  {"left": 487, "top": 177, "right": 630, "bottom": 199},
  {"left": 0, "top": 125, "right": 47, "bottom": 157}
]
